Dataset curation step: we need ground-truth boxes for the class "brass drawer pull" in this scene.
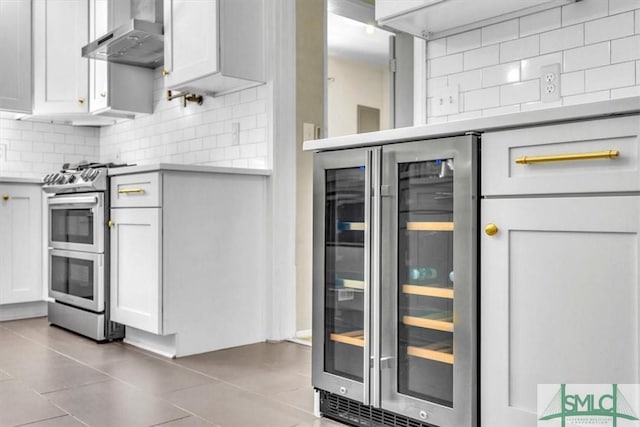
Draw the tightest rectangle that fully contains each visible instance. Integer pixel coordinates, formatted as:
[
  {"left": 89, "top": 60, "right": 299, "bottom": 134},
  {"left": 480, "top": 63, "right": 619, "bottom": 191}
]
[
  {"left": 118, "top": 188, "right": 145, "bottom": 195},
  {"left": 2, "top": 194, "right": 9, "bottom": 201},
  {"left": 515, "top": 150, "right": 619, "bottom": 164}
]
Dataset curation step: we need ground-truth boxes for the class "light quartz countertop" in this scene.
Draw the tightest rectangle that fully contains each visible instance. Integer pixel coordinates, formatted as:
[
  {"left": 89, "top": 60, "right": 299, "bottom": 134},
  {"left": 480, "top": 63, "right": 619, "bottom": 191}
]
[
  {"left": 0, "top": 176, "right": 43, "bottom": 184},
  {"left": 108, "top": 163, "right": 272, "bottom": 177},
  {"left": 304, "top": 97, "right": 640, "bottom": 151}
]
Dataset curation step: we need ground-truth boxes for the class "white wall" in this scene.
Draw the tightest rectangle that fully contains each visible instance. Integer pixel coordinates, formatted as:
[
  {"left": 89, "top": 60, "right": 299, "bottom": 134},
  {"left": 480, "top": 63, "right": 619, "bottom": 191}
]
[
  {"left": 0, "top": 113, "right": 100, "bottom": 178},
  {"left": 100, "top": 69, "right": 270, "bottom": 169},
  {"left": 328, "top": 56, "right": 390, "bottom": 137},
  {"left": 426, "top": 0, "right": 640, "bottom": 123}
]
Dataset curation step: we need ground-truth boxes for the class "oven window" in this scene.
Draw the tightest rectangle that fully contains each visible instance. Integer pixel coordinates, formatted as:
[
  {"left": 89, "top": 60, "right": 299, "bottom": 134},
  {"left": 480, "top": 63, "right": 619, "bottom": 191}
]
[
  {"left": 51, "top": 255, "right": 95, "bottom": 300},
  {"left": 51, "top": 209, "right": 94, "bottom": 245}
]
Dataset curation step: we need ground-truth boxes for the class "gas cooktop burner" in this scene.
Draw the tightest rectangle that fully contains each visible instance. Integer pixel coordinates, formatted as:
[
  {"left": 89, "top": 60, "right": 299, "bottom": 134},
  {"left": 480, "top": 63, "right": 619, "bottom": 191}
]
[
  {"left": 61, "top": 161, "right": 133, "bottom": 172},
  {"left": 43, "top": 162, "right": 135, "bottom": 194}
]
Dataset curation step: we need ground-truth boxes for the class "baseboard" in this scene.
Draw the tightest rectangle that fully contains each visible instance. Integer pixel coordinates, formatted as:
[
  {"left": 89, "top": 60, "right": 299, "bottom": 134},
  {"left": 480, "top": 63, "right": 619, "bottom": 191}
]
[
  {"left": 123, "top": 327, "right": 177, "bottom": 359},
  {"left": 0, "top": 301, "right": 47, "bottom": 322}
]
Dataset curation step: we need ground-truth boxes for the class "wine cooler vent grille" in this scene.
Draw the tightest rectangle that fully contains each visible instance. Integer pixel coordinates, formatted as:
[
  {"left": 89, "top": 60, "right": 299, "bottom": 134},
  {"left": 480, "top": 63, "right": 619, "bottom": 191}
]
[{"left": 319, "top": 390, "right": 435, "bottom": 427}]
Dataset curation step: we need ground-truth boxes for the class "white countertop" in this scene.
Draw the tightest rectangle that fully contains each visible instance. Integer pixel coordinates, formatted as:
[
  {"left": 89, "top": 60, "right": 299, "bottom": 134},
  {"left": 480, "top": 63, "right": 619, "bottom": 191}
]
[
  {"left": 304, "top": 97, "right": 640, "bottom": 151},
  {"left": 108, "top": 163, "right": 272, "bottom": 177},
  {"left": 0, "top": 176, "right": 43, "bottom": 184}
]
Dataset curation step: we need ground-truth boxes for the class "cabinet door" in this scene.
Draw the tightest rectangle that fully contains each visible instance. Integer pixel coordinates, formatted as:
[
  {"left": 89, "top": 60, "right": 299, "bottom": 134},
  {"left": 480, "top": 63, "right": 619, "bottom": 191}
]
[
  {"left": 110, "top": 208, "right": 162, "bottom": 334},
  {"left": 481, "top": 196, "right": 640, "bottom": 427},
  {"left": 312, "top": 148, "right": 374, "bottom": 404},
  {"left": 33, "top": 0, "right": 89, "bottom": 114},
  {"left": 0, "top": 0, "right": 32, "bottom": 113},
  {"left": 89, "top": 0, "right": 108, "bottom": 113},
  {"left": 380, "top": 136, "right": 477, "bottom": 426},
  {"left": 0, "top": 185, "right": 42, "bottom": 304},
  {"left": 163, "top": 0, "right": 219, "bottom": 88}
]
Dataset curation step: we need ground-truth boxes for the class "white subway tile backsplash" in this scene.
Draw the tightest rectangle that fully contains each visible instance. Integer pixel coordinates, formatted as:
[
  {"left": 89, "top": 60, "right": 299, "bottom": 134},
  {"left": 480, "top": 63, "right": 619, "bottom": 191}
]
[
  {"left": 562, "top": 0, "right": 609, "bottom": 26},
  {"left": 561, "top": 71, "right": 585, "bottom": 96},
  {"left": 448, "top": 70, "right": 483, "bottom": 91},
  {"left": 464, "top": 87, "right": 500, "bottom": 111},
  {"left": 564, "top": 42, "right": 610, "bottom": 72},
  {"left": 612, "top": 35, "right": 640, "bottom": 62},
  {"left": 500, "top": 80, "right": 540, "bottom": 105},
  {"left": 482, "top": 62, "right": 520, "bottom": 87},
  {"left": 500, "top": 35, "right": 539, "bottom": 62},
  {"left": 428, "top": 76, "right": 448, "bottom": 94},
  {"left": 482, "top": 105, "right": 521, "bottom": 117},
  {"left": 611, "top": 85, "right": 640, "bottom": 98},
  {"left": 636, "top": 10, "right": 640, "bottom": 33},
  {"left": 447, "top": 30, "right": 481, "bottom": 54},
  {"left": 637, "top": 60, "right": 640, "bottom": 83},
  {"left": 540, "top": 24, "right": 584, "bottom": 54},
  {"left": 521, "top": 53, "right": 563, "bottom": 80},
  {"left": 463, "top": 45, "right": 499, "bottom": 70},
  {"left": 430, "top": 54, "right": 464, "bottom": 76},
  {"left": 520, "top": 8, "right": 561, "bottom": 37},
  {"left": 447, "top": 111, "right": 482, "bottom": 122},
  {"left": 482, "top": 19, "right": 519, "bottom": 46},
  {"left": 427, "top": 38, "right": 447, "bottom": 59},
  {"left": 563, "top": 90, "right": 610, "bottom": 105},
  {"left": 609, "top": 0, "right": 640, "bottom": 14},
  {"left": 585, "top": 12, "right": 635, "bottom": 44},
  {"left": 585, "top": 62, "right": 636, "bottom": 91}
]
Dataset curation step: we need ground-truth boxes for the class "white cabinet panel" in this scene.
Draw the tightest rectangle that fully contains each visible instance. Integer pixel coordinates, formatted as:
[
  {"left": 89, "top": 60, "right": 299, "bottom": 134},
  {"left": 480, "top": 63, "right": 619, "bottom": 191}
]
[
  {"left": 0, "top": 0, "right": 32, "bottom": 113},
  {"left": 33, "top": 0, "right": 89, "bottom": 114},
  {"left": 110, "top": 208, "right": 162, "bottom": 334},
  {"left": 0, "top": 185, "right": 43, "bottom": 304},
  {"left": 481, "top": 196, "right": 640, "bottom": 427},
  {"left": 163, "top": 0, "right": 265, "bottom": 96}
]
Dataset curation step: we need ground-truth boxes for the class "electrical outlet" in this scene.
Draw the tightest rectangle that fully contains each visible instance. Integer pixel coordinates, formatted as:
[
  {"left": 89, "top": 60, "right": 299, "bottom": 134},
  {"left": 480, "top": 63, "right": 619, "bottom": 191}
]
[
  {"left": 431, "top": 86, "right": 459, "bottom": 116},
  {"left": 540, "top": 63, "right": 561, "bottom": 102},
  {"left": 0, "top": 144, "right": 6, "bottom": 162},
  {"left": 231, "top": 122, "right": 240, "bottom": 145}
]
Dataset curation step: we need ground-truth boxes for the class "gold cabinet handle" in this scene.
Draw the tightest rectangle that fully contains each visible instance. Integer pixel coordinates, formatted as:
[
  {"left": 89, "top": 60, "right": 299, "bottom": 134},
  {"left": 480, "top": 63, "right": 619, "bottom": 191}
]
[
  {"left": 485, "top": 223, "right": 499, "bottom": 236},
  {"left": 108, "top": 220, "right": 115, "bottom": 228},
  {"left": 162, "top": 69, "right": 170, "bottom": 76},
  {"left": 117, "top": 188, "right": 145, "bottom": 194},
  {"left": 2, "top": 194, "right": 9, "bottom": 201},
  {"left": 78, "top": 98, "right": 85, "bottom": 104},
  {"left": 515, "top": 150, "right": 619, "bottom": 164}
]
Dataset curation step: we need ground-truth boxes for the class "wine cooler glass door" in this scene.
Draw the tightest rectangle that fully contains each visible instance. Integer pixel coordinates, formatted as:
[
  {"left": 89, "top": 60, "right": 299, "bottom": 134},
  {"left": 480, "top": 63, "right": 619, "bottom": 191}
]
[
  {"left": 312, "top": 148, "right": 375, "bottom": 404},
  {"left": 380, "top": 136, "right": 477, "bottom": 426}
]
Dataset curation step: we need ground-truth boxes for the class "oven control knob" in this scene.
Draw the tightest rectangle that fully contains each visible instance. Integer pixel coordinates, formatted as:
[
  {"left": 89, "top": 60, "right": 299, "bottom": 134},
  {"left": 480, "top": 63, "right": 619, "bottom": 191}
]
[
  {"left": 89, "top": 169, "right": 100, "bottom": 181},
  {"left": 42, "top": 174, "right": 50, "bottom": 184},
  {"left": 58, "top": 174, "right": 68, "bottom": 184},
  {"left": 67, "top": 174, "right": 77, "bottom": 184}
]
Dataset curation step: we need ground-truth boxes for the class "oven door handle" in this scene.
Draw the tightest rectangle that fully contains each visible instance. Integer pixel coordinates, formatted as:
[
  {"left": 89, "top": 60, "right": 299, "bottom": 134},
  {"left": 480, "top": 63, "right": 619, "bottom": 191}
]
[{"left": 48, "top": 195, "right": 98, "bottom": 206}]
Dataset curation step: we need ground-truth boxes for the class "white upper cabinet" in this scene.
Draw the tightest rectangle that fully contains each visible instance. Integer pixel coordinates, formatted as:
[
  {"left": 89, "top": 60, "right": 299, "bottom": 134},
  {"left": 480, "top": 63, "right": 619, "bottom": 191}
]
[
  {"left": 376, "top": 0, "right": 564, "bottom": 38},
  {"left": 33, "top": 0, "right": 89, "bottom": 115},
  {"left": 0, "top": 0, "right": 32, "bottom": 113},
  {"left": 163, "top": 0, "right": 265, "bottom": 96}
]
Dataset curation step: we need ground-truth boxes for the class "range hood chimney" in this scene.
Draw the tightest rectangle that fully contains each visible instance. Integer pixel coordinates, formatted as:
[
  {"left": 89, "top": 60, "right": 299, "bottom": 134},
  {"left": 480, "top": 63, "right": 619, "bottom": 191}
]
[{"left": 82, "top": 0, "right": 164, "bottom": 69}]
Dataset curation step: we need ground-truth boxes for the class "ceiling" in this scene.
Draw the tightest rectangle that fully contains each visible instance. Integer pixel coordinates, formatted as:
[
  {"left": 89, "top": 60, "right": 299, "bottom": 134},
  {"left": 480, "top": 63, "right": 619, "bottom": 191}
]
[{"left": 327, "top": 12, "right": 393, "bottom": 68}]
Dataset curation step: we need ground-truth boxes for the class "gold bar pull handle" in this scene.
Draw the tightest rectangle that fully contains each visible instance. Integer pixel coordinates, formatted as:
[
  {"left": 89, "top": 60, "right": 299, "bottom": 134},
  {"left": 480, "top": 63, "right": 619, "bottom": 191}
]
[
  {"left": 515, "top": 150, "right": 619, "bottom": 165},
  {"left": 118, "top": 188, "right": 145, "bottom": 195}
]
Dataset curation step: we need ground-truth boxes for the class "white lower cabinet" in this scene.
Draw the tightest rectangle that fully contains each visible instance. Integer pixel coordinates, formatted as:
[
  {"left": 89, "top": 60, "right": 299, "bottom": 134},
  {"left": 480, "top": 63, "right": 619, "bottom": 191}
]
[
  {"left": 0, "top": 183, "right": 43, "bottom": 307},
  {"left": 110, "top": 207, "right": 162, "bottom": 334},
  {"left": 109, "top": 169, "right": 268, "bottom": 357},
  {"left": 481, "top": 196, "right": 640, "bottom": 426}
]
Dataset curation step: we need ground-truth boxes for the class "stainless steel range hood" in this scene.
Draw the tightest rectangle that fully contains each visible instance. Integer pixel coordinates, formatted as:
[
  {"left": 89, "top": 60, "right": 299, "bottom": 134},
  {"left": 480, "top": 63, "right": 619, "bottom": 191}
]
[{"left": 81, "top": 0, "right": 163, "bottom": 69}]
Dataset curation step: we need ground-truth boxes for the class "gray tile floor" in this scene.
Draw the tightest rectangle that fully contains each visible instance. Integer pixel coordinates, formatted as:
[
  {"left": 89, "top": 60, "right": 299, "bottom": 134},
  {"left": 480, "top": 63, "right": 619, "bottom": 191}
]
[{"left": 0, "top": 317, "right": 343, "bottom": 427}]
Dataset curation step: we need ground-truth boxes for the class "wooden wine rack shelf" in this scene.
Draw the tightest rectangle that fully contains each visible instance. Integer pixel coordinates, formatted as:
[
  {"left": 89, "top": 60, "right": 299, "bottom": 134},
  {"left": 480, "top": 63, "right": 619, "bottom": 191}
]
[
  {"left": 403, "top": 313, "right": 453, "bottom": 332},
  {"left": 336, "top": 278, "right": 365, "bottom": 290},
  {"left": 402, "top": 285, "right": 453, "bottom": 299},
  {"left": 408, "top": 342, "right": 454, "bottom": 365},
  {"left": 406, "top": 222, "right": 454, "bottom": 231},
  {"left": 330, "top": 330, "right": 365, "bottom": 347},
  {"left": 338, "top": 222, "right": 365, "bottom": 231}
]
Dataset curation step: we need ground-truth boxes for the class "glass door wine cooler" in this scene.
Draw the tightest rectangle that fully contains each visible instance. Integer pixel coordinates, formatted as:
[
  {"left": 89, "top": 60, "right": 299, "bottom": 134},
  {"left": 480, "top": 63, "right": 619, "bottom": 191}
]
[{"left": 312, "top": 136, "right": 477, "bottom": 427}]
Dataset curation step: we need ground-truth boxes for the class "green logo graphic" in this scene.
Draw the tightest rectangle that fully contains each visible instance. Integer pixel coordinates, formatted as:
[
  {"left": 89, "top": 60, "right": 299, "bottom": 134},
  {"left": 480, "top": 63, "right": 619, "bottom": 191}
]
[{"left": 539, "top": 384, "right": 639, "bottom": 426}]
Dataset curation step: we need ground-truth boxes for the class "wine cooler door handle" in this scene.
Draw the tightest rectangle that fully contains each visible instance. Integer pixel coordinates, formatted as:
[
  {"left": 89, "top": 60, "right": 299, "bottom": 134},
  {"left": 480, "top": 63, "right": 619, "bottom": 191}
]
[
  {"left": 363, "top": 149, "right": 372, "bottom": 406},
  {"left": 370, "top": 147, "right": 383, "bottom": 408}
]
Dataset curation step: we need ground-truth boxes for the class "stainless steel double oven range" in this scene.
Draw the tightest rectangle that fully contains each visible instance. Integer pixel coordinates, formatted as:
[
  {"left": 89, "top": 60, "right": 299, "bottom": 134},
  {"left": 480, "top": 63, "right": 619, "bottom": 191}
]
[{"left": 43, "top": 163, "right": 125, "bottom": 342}]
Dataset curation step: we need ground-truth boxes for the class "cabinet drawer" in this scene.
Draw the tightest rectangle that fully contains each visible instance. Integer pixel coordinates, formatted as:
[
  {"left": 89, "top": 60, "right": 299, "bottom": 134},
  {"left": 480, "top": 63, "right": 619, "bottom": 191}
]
[
  {"left": 111, "top": 173, "right": 162, "bottom": 207},
  {"left": 482, "top": 115, "right": 640, "bottom": 196}
]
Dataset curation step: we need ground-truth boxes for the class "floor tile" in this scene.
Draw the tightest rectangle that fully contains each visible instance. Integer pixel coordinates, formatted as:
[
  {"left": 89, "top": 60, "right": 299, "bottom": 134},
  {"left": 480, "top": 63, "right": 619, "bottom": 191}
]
[
  {"left": 20, "top": 415, "right": 88, "bottom": 427},
  {"left": 46, "top": 379, "right": 189, "bottom": 427},
  {"left": 165, "top": 382, "right": 317, "bottom": 427},
  {"left": 152, "top": 416, "right": 218, "bottom": 426},
  {"left": 0, "top": 380, "right": 66, "bottom": 427},
  {"left": 293, "top": 418, "right": 348, "bottom": 427},
  {"left": 0, "top": 368, "right": 11, "bottom": 382},
  {"left": 228, "top": 368, "right": 310, "bottom": 395},
  {"left": 18, "top": 360, "right": 111, "bottom": 394},
  {"left": 271, "top": 385, "right": 316, "bottom": 414},
  {"left": 95, "top": 354, "right": 215, "bottom": 395}
]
